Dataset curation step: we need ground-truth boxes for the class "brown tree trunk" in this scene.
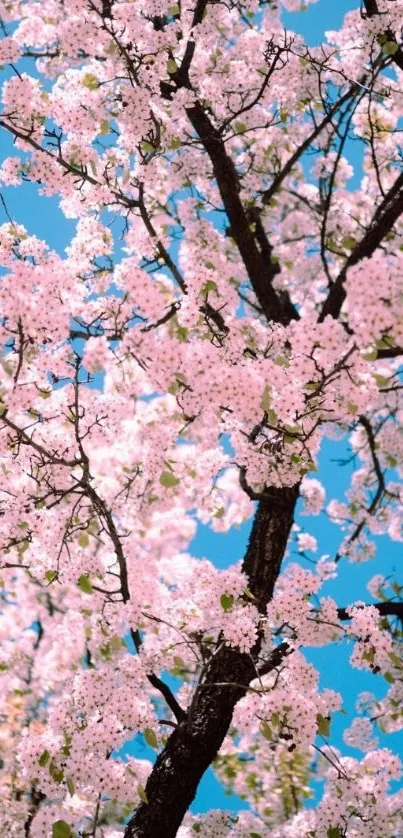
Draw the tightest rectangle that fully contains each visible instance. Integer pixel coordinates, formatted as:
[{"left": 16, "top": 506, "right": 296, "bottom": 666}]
[{"left": 125, "top": 484, "right": 299, "bottom": 837}]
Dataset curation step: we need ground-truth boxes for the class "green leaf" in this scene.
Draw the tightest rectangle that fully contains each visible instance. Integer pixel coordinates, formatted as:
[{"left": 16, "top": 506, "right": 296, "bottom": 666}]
[
  {"left": 52, "top": 822, "right": 72, "bottom": 838},
  {"left": 341, "top": 235, "right": 357, "bottom": 251},
  {"left": 169, "top": 5, "right": 180, "bottom": 15},
  {"left": 137, "top": 782, "right": 148, "bottom": 803},
  {"left": 66, "top": 776, "right": 75, "bottom": 796},
  {"left": 167, "top": 58, "right": 177, "bottom": 74},
  {"left": 192, "top": 826, "right": 201, "bottom": 834},
  {"left": 260, "top": 385, "right": 271, "bottom": 413},
  {"left": 374, "top": 373, "right": 391, "bottom": 389},
  {"left": 274, "top": 355, "right": 289, "bottom": 367},
  {"left": 78, "top": 532, "right": 89, "bottom": 548},
  {"left": 100, "top": 642, "right": 111, "bottom": 659},
  {"left": 259, "top": 721, "right": 272, "bottom": 740},
  {"left": 159, "top": 471, "right": 180, "bottom": 488},
  {"left": 214, "top": 506, "right": 225, "bottom": 519},
  {"left": 383, "top": 40, "right": 399, "bottom": 56},
  {"left": 220, "top": 593, "right": 234, "bottom": 612},
  {"left": 140, "top": 141, "right": 154, "bottom": 153},
  {"left": 82, "top": 73, "right": 99, "bottom": 90},
  {"left": 144, "top": 728, "right": 158, "bottom": 749},
  {"left": 19, "top": 540, "right": 29, "bottom": 554},
  {"left": 234, "top": 121, "right": 247, "bottom": 134},
  {"left": 38, "top": 749, "right": 50, "bottom": 767},
  {"left": 388, "top": 651, "right": 402, "bottom": 669},
  {"left": 327, "top": 828, "right": 342, "bottom": 838},
  {"left": 362, "top": 348, "right": 378, "bottom": 362},
  {"left": 49, "top": 760, "right": 64, "bottom": 783},
  {"left": 110, "top": 635, "right": 124, "bottom": 651},
  {"left": 177, "top": 326, "right": 188, "bottom": 343},
  {"left": 45, "top": 570, "right": 58, "bottom": 583},
  {"left": 376, "top": 335, "right": 395, "bottom": 350},
  {"left": 62, "top": 734, "right": 72, "bottom": 757},
  {"left": 362, "top": 648, "right": 375, "bottom": 665},
  {"left": 203, "top": 280, "right": 217, "bottom": 294},
  {"left": 284, "top": 424, "right": 300, "bottom": 435},
  {"left": 317, "top": 713, "right": 331, "bottom": 738},
  {"left": 250, "top": 833, "right": 263, "bottom": 838},
  {"left": 77, "top": 574, "right": 93, "bottom": 594},
  {"left": 99, "top": 119, "right": 110, "bottom": 135},
  {"left": 266, "top": 408, "right": 278, "bottom": 426}
]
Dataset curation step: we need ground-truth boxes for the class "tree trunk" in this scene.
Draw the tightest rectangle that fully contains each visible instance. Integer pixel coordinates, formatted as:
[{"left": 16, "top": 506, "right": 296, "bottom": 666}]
[{"left": 125, "top": 484, "right": 299, "bottom": 837}]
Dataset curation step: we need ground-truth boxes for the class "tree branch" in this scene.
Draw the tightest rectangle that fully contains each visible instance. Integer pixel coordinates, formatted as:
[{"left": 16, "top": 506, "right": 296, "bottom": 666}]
[
  {"left": 319, "top": 169, "right": 403, "bottom": 321},
  {"left": 130, "top": 629, "right": 187, "bottom": 724},
  {"left": 174, "top": 0, "right": 209, "bottom": 85},
  {"left": 257, "top": 641, "right": 291, "bottom": 676},
  {"left": 0, "top": 120, "right": 139, "bottom": 211},
  {"left": 0, "top": 412, "right": 82, "bottom": 467},
  {"left": 185, "top": 102, "right": 298, "bottom": 325},
  {"left": 337, "top": 601, "right": 403, "bottom": 621},
  {"left": 362, "top": 0, "right": 403, "bottom": 71},
  {"left": 261, "top": 85, "right": 362, "bottom": 206},
  {"left": 377, "top": 346, "right": 403, "bottom": 359}
]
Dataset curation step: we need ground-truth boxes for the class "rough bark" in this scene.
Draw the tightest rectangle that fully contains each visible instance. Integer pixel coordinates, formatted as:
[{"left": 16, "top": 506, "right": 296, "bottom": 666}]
[
  {"left": 125, "top": 485, "right": 299, "bottom": 837},
  {"left": 242, "top": 484, "right": 299, "bottom": 613},
  {"left": 186, "top": 102, "right": 298, "bottom": 326}
]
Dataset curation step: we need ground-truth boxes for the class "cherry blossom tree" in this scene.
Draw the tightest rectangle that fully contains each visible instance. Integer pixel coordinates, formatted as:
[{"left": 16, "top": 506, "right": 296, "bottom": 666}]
[{"left": 1, "top": 0, "right": 403, "bottom": 835}]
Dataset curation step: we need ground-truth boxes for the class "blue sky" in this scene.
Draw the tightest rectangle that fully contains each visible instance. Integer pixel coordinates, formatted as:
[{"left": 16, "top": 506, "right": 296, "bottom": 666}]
[{"left": 1, "top": 0, "right": 402, "bottom": 823}]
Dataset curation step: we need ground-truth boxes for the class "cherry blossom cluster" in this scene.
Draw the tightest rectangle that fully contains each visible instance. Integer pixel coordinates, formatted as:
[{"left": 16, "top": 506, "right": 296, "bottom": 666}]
[{"left": 0, "top": 0, "right": 403, "bottom": 833}]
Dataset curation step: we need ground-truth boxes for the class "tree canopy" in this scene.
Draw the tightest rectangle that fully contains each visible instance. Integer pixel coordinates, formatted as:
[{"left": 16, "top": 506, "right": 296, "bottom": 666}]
[{"left": 0, "top": 0, "right": 403, "bottom": 835}]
